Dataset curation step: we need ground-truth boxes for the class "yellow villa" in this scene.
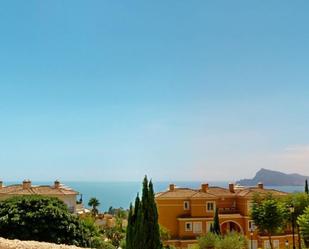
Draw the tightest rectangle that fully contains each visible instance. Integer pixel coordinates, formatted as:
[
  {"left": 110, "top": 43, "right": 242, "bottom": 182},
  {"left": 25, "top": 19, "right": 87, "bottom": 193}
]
[
  {"left": 156, "top": 182, "right": 296, "bottom": 249},
  {"left": 0, "top": 180, "right": 79, "bottom": 213}
]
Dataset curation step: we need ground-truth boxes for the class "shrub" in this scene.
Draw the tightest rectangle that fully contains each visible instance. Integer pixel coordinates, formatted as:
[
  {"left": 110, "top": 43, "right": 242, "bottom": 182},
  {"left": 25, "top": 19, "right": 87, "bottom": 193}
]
[
  {"left": 99, "top": 241, "right": 116, "bottom": 249},
  {"left": 215, "top": 232, "right": 247, "bottom": 249},
  {"left": 198, "top": 232, "right": 219, "bottom": 249},
  {"left": 0, "top": 195, "right": 98, "bottom": 247}
]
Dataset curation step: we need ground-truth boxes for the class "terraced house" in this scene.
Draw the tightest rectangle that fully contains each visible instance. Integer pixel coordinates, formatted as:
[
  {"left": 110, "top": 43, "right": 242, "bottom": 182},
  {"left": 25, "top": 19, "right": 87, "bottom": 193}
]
[
  {"left": 0, "top": 180, "right": 78, "bottom": 213},
  {"left": 156, "top": 182, "right": 295, "bottom": 249}
]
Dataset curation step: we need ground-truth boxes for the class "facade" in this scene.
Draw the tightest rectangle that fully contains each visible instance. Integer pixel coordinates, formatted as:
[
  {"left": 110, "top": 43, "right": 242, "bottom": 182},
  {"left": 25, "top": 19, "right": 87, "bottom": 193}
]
[
  {"left": 0, "top": 180, "right": 78, "bottom": 213},
  {"left": 156, "top": 183, "right": 296, "bottom": 249}
]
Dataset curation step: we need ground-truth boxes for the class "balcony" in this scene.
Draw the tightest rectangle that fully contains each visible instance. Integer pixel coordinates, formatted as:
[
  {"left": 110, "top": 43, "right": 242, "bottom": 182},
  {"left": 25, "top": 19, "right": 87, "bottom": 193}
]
[{"left": 218, "top": 207, "right": 240, "bottom": 214}]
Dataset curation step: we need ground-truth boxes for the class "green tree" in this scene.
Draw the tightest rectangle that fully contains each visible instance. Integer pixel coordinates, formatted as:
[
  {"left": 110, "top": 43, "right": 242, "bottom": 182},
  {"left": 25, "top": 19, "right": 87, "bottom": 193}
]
[
  {"left": 126, "top": 176, "right": 162, "bottom": 249},
  {"left": 297, "top": 207, "right": 309, "bottom": 247},
  {"left": 305, "top": 180, "right": 309, "bottom": 195},
  {"left": 283, "top": 193, "right": 309, "bottom": 249},
  {"left": 88, "top": 197, "right": 100, "bottom": 216},
  {"left": 0, "top": 195, "right": 96, "bottom": 247},
  {"left": 251, "top": 195, "right": 287, "bottom": 249},
  {"left": 213, "top": 208, "right": 221, "bottom": 235}
]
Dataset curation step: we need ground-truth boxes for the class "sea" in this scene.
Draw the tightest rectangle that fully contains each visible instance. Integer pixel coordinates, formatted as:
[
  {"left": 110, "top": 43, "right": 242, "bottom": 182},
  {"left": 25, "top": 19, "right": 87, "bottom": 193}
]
[{"left": 5, "top": 181, "right": 305, "bottom": 212}]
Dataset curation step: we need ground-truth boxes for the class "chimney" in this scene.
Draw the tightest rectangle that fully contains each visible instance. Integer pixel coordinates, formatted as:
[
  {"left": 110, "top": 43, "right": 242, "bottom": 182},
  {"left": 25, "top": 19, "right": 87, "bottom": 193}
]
[
  {"left": 201, "top": 183, "right": 209, "bottom": 192},
  {"left": 22, "top": 180, "right": 31, "bottom": 189},
  {"left": 0, "top": 180, "right": 3, "bottom": 189},
  {"left": 258, "top": 182, "right": 264, "bottom": 189},
  {"left": 169, "top": 184, "right": 175, "bottom": 191},
  {"left": 54, "top": 180, "right": 61, "bottom": 189},
  {"left": 229, "top": 183, "right": 235, "bottom": 193}
]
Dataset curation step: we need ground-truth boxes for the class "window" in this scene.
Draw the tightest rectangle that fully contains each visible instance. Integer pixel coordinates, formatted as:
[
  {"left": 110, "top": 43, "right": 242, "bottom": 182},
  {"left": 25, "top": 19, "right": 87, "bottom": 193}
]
[
  {"left": 206, "top": 201, "right": 215, "bottom": 212},
  {"left": 193, "top": 222, "right": 202, "bottom": 234},
  {"left": 264, "top": 240, "right": 279, "bottom": 249},
  {"left": 232, "top": 200, "right": 236, "bottom": 208},
  {"left": 206, "top": 222, "right": 214, "bottom": 232},
  {"left": 249, "top": 240, "right": 258, "bottom": 249},
  {"left": 247, "top": 201, "right": 253, "bottom": 212},
  {"left": 184, "top": 201, "right": 190, "bottom": 210},
  {"left": 185, "top": 222, "right": 192, "bottom": 232},
  {"left": 188, "top": 244, "right": 197, "bottom": 249},
  {"left": 248, "top": 220, "right": 256, "bottom": 231}
]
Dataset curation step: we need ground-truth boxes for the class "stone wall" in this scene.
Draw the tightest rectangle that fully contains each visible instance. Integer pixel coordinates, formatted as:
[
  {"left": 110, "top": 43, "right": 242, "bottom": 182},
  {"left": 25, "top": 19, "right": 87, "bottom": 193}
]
[{"left": 0, "top": 238, "right": 90, "bottom": 249}]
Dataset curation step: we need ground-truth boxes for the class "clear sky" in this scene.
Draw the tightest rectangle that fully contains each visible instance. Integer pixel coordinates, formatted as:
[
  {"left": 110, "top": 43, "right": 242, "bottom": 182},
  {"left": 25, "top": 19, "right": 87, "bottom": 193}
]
[{"left": 0, "top": 1, "right": 308, "bottom": 182}]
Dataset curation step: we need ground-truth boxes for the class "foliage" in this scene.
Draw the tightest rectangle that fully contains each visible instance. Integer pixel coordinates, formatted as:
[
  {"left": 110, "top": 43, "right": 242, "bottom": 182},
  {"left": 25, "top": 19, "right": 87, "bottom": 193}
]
[
  {"left": 282, "top": 193, "right": 309, "bottom": 248},
  {"left": 80, "top": 215, "right": 103, "bottom": 248},
  {"left": 160, "top": 225, "right": 171, "bottom": 242},
  {"left": 215, "top": 232, "right": 247, "bottom": 249},
  {"left": 251, "top": 194, "right": 288, "bottom": 249},
  {"left": 103, "top": 226, "right": 125, "bottom": 247},
  {"left": 298, "top": 207, "right": 309, "bottom": 247},
  {"left": 126, "top": 176, "right": 162, "bottom": 249},
  {"left": 213, "top": 208, "right": 221, "bottom": 235},
  {"left": 107, "top": 206, "right": 128, "bottom": 219},
  {"left": 188, "top": 245, "right": 200, "bottom": 249},
  {"left": 99, "top": 241, "right": 117, "bottom": 249},
  {"left": 198, "top": 232, "right": 219, "bottom": 249},
  {"left": 283, "top": 193, "right": 309, "bottom": 218},
  {"left": 0, "top": 195, "right": 97, "bottom": 247},
  {"left": 120, "top": 238, "right": 126, "bottom": 249},
  {"left": 162, "top": 246, "right": 177, "bottom": 249},
  {"left": 88, "top": 197, "right": 101, "bottom": 216},
  {"left": 197, "top": 232, "right": 246, "bottom": 249}
]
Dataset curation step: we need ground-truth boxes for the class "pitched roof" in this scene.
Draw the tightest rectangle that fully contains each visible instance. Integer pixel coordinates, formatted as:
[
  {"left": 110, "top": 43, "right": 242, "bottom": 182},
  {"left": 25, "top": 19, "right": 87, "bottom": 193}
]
[
  {"left": 207, "top": 187, "right": 237, "bottom": 197},
  {"left": 0, "top": 184, "right": 78, "bottom": 196},
  {"left": 156, "top": 188, "right": 197, "bottom": 199},
  {"left": 156, "top": 186, "right": 232, "bottom": 199},
  {"left": 156, "top": 184, "right": 287, "bottom": 200},
  {"left": 236, "top": 187, "right": 287, "bottom": 197}
]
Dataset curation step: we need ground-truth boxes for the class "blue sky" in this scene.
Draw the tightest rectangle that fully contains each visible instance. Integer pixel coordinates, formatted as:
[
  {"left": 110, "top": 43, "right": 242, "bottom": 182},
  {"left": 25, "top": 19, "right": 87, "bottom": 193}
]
[{"left": 0, "top": 1, "right": 309, "bottom": 181}]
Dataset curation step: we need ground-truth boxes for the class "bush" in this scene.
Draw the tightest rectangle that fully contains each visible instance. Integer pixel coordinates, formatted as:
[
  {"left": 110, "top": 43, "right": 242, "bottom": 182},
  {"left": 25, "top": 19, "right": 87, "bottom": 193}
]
[
  {"left": 99, "top": 241, "right": 116, "bottom": 249},
  {"left": 197, "top": 232, "right": 246, "bottom": 249},
  {"left": 0, "top": 195, "right": 99, "bottom": 247},
  {"left": 198, "top": 232, "right": 218, "bottom": 249},
  {"left": 215, "top": 233, "right": 247, "bottom": 249}
]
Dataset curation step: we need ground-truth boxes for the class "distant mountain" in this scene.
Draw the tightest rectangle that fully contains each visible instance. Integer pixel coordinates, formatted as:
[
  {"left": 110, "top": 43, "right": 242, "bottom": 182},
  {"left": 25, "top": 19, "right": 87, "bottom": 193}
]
[{"left": 237, "top": 168, "right": 309, "bottom": 186}]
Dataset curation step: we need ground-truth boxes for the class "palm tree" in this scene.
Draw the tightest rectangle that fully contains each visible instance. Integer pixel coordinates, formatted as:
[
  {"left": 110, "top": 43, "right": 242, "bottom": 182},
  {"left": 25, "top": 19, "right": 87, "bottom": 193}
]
[{"left": 88, "top": 197, "right": 100, "bottom": 216}]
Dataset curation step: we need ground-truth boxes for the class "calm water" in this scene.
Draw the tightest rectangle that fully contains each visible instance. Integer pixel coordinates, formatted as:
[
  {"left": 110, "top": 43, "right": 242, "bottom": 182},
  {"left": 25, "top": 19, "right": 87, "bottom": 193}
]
[{"left": 5, "top": 181, "right": 305, "bottom": 211}]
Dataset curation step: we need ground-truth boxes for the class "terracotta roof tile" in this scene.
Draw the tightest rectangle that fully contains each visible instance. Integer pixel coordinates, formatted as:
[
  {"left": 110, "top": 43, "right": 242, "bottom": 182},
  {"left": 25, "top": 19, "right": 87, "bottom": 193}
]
[
  {"left": 236, "top": 187, "right": 287, "bottom": 197},
  {"left": 156, "top": 185, "right": 287, "bottom": 199},
  {"left": 0, "top": 184, "right": 78, "bottom": 196},
  {"left": 156, "top": 188, "right": 197, "bottom": 199},
  {"left": 207, "top": 187, "right": 236, "bottom": 196}
]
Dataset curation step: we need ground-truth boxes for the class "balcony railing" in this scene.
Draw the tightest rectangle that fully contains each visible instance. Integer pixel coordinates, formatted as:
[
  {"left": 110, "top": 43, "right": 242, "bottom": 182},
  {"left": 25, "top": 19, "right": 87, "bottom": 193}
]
[{"left": 218, "top": 207, "right": 240, "bottom": 214}]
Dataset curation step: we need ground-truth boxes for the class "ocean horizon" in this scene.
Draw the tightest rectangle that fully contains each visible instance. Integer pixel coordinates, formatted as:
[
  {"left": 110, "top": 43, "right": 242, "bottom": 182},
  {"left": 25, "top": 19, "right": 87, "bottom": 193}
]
[{"left": 3, "top": 181, "right": 305, "bottom": 211}]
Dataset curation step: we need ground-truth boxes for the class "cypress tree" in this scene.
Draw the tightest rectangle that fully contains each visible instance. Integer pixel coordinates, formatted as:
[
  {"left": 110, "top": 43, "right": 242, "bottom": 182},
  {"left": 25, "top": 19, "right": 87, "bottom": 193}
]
[
  {"left": 305, "top": 179, "right": 309, "bottom": 194},
  {"left": 140, "top": 176, "right": 149, "bottom": 248},
  {"left": 126, "top": 176, "right": 162, "bottom": 249},
  {"left": 126, "top": 203, "right": 133, "bottom": 249},
  {"left": 148, "top": 180, "right": 162, "bottom": 249},
  {"left": 209, "top": 223, "right": 214, "bottom": 233},
  {"left": 213, "top": 208, "right": 221, "bottom": 235},
  {"left": 133, "top": 194, "right": 142, "bottom": 249}
]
